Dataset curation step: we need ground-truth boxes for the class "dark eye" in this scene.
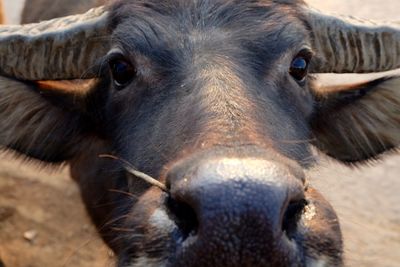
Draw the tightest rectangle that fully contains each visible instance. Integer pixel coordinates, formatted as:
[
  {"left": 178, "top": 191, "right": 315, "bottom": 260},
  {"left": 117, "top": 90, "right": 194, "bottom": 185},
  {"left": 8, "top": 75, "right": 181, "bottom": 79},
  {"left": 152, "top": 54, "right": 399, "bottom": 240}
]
[
  {"left": 290, "top": 54, "right": 311, "bottom": 82},
  {"left": 109, "top": 58, "right": 136, "bottom": 89}
]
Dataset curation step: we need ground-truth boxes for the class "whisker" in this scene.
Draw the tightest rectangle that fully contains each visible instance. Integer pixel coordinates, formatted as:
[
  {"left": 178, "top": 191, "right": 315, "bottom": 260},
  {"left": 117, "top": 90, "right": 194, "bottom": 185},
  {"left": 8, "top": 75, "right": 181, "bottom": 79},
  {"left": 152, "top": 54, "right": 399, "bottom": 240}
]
[
  {"left": 111, "top": 227, "right": 137, "bottom": 233},
  {"left": 99, "top": 154, "right": 169, "bottom": 193},
  {"left": 92, "top": 199, "right": 133, "bottom": 208},
  {"left": 108, "top": 188, "right": 139, "bottom": 199},
  {"left": 102, "top": 214, "right": 131, "bottom": 229}
]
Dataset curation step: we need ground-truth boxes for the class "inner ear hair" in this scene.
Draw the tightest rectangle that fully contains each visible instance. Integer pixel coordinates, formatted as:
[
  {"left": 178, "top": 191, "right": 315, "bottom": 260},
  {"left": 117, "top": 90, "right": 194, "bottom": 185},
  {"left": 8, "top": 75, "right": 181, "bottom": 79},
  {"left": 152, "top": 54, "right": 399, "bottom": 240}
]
[
  {"left": 0, "top": 76, "right": 93, "bottom": 163},
  {"left": 35, "top": 79, "right": 99, "bottom": 112},
  {"left": 311, "top": 76, "right": 400, "bottom": 163}
]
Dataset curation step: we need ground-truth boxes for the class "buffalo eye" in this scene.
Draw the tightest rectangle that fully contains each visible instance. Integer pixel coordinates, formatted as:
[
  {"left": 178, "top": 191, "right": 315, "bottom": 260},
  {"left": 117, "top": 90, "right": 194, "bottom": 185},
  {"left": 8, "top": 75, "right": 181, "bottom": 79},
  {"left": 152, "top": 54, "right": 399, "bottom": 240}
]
[
  {"left": 109, "top": 58, "right": 136, "bottom": 89},
  {"left": 290, "top": 50, "right": 312, "bottom": 82}
]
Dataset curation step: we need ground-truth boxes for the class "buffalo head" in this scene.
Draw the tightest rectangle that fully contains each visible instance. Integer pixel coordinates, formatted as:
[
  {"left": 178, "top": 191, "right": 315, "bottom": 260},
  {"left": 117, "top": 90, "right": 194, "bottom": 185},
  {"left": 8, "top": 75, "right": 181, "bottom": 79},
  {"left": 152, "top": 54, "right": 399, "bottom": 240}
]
[{"left": 0, "top": 0, "right": 399, "bottom": 266}]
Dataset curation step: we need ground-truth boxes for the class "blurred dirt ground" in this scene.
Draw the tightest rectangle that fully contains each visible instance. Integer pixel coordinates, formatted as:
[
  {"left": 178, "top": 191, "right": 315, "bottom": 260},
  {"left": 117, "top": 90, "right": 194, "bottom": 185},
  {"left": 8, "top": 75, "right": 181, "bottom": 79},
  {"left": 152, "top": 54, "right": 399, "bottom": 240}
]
[
  {"left": 1, "top": 0, "right": 400, "bottom": 267},
  {"left": 0, "top": 155, "right": 113, "bottom": 267}
]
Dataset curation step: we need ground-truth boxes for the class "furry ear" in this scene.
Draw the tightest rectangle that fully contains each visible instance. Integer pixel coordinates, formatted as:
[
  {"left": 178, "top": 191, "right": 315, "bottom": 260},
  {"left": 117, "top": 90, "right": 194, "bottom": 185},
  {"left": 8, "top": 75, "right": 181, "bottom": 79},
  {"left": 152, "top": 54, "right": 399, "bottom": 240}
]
[
  {"left": 0, "top": 77, "right": 97, "bottom": 162},
  {"left": 311, "top": 76, "right": 400, "bottom": 163}
]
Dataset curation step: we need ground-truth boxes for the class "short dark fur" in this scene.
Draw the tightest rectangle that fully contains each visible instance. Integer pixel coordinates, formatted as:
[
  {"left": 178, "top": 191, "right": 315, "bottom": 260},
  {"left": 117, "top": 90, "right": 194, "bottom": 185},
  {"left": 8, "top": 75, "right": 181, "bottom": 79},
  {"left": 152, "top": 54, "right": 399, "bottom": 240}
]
[{"left": 1, "top": 0, "right": 399, "bottom": 266}]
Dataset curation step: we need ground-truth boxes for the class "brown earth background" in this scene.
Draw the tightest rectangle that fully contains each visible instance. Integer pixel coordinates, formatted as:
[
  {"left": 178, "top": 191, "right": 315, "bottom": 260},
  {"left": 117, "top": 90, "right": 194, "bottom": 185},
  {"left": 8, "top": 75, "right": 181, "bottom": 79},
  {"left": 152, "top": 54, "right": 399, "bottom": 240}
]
[{"left": 0, "top": 0, "right": 399, "bottom": 266}]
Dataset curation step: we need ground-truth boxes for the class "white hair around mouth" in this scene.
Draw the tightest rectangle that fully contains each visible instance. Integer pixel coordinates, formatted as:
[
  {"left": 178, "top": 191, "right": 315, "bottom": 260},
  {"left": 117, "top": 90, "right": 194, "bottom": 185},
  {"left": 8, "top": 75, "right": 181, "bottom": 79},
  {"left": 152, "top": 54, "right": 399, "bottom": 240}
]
[
  {"left": 127, "top": 256, "right": 167, "bottom": 267},
  {"left": 128, "top": 209, "right": 333, "bottom": 267},
  {"left": 306, "top": 256, "right": 332, "bottom": 267},
  {"left": 149, "top": 208, "right": 176, "bottom": 235},
  {"left": 127, "top": 253, "right": 333, "bottom": 267},
  {"left": 126, "top": 209, "right": 173, "bottom": 267}
]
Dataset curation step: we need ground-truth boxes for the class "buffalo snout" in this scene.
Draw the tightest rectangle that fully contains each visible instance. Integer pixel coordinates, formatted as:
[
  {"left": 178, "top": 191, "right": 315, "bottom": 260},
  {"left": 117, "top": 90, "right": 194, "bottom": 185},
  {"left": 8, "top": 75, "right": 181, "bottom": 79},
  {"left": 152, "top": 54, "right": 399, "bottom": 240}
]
[{"left": 164, "top": 157, "right": 307, "bottom": 267}]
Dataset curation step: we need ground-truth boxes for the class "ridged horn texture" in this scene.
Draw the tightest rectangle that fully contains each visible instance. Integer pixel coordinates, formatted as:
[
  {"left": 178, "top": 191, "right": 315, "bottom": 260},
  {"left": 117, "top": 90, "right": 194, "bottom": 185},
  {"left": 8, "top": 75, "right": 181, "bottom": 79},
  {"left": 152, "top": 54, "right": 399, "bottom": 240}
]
[
  {"left": 0, "top": 6, "right": 109, "bottom": 80},
  {"left": 305, "top": 7, "right": 400, "bottom": 73}
]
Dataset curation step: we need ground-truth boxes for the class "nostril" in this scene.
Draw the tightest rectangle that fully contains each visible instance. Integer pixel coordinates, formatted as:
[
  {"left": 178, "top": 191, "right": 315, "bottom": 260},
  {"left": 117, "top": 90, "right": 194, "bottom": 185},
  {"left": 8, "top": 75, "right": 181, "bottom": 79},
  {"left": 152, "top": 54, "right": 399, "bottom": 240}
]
[
  {"left": 282, "top": 199, "right": 307, "bottom": 239},
  {"left": 166, "top": 196, "right": 199, "bottom": 240}
]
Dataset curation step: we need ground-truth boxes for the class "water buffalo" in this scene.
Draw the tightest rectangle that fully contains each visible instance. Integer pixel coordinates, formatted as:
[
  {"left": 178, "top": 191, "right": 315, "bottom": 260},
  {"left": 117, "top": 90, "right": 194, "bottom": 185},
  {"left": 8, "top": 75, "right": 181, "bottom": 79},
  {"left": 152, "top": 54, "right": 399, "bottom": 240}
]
[{"left": 0, "top": 0, "right": 400, "bottom": 266}]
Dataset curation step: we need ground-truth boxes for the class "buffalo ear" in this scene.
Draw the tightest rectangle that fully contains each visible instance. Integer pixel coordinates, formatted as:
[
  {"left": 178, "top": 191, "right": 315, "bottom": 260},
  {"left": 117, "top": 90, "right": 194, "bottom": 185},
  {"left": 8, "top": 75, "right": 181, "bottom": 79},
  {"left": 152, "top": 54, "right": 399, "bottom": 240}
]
[
  {"left": 311, "top": 76, "right": 400, "bottom": 163},
  {"left": 0, "top": 77, "right": 98, "bottom": 163}
]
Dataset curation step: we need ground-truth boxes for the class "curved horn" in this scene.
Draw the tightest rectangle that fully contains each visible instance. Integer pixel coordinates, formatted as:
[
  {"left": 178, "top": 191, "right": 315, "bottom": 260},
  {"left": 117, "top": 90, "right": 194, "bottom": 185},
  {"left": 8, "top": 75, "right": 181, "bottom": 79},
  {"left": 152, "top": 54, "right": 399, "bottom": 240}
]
[
  {"left": 305, "top": 7, "right": 400, "bottom": 73},
  {"left": 0, "top": 6, "right": 109, "bottom": 80}
]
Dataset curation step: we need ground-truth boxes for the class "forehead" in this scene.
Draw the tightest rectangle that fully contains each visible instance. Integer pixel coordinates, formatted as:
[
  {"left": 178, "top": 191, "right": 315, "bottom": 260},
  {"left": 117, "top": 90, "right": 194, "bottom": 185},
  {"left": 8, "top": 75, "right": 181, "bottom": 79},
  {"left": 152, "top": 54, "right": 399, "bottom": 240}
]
[{"left": 110, "top": 0, "right": 310, "bottom": 62}]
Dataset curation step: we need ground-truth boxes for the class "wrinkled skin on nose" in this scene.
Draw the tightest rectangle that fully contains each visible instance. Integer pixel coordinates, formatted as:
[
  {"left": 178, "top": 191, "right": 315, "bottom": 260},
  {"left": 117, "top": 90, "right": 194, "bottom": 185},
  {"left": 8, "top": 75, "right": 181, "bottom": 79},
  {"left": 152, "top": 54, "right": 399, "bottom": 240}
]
[
  {"left": 166, "top": 157, "right": 306, "bottom": 266},
  {"left": 115, "top": 152, "right": 342, "bottom": 267}
]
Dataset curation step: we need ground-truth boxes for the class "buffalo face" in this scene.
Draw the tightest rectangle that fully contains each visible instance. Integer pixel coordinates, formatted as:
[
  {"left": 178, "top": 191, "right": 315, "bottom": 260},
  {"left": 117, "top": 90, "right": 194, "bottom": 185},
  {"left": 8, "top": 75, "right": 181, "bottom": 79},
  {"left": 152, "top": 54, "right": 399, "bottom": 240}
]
[{"left": 1, "top": 0, "right": 400, "bottom": 266}]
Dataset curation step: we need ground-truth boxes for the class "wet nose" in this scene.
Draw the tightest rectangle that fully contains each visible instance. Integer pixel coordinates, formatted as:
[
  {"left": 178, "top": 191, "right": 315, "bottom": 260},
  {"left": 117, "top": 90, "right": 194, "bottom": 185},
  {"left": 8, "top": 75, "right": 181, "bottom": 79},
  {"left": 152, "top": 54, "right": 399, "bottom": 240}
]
[{"left": 165, "top": 157, "right": 306, "bottom": 266}]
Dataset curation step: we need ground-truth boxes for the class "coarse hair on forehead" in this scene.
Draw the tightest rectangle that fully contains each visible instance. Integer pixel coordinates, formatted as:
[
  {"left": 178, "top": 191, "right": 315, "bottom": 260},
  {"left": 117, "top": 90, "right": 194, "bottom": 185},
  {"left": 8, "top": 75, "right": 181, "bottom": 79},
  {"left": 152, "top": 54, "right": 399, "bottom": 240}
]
[
  {"left": 108, "top": 0, "right": 307, "bottom": 30},
  {"left": 107, "top": 0, "right": 310, "bottom": 72}
]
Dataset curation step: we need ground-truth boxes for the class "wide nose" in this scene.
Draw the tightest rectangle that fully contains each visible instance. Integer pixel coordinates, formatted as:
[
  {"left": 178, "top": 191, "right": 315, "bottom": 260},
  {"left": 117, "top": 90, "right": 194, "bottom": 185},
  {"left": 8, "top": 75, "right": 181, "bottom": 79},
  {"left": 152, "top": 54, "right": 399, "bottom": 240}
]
[{"left": 165, "top": 157, "right": 306, "bottom": 267}]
